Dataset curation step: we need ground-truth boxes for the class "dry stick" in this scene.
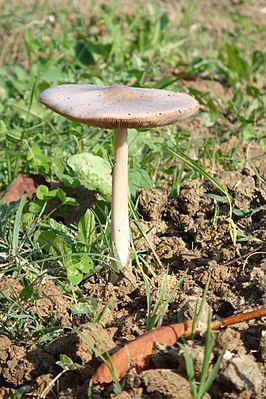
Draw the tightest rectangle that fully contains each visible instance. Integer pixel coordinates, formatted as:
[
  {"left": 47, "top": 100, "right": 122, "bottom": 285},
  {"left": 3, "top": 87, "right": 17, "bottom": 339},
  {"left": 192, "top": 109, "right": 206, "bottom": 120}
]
[
  {"left": 92, "top": 307, "right": 266, "bottom": 385},
  {"left": 223, "top": 244, "right": 263, "bottom": 267},
  {"left": 208, "top": 307, "right": 266, "bottom": 331}
]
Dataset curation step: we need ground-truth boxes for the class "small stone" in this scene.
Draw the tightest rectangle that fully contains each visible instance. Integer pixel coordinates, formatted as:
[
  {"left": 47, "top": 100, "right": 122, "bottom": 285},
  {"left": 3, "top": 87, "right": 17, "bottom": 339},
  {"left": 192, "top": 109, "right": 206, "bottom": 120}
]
[
  {"left": 177, "top": 341, "right": 211, "bottom": 380},
  {"left": 260, "top": 328, "right": 266, "bottom": 362},
  {"left": 215, "top": 328, "right": 246, "bottom": 356},
  {"left": 177, "top": 296, "right": 212, "bottom": 330},
  {"left": 76, "top": 322, "right": 115, "bottom": 363},
  {"left": 111, "top": 391, "right": 132, "bottom": 399},
  {"left": 0, "top": 388, "right": 16, "bottom": 399},
  {"left": 218, "top": 354, "right": 264, "bottom": 395},
  {"left": 151, "top": 344, "right": 179, "bottom": 369},
  {"left": 141, "top": 369, "right": 210, "bottom": 399}
]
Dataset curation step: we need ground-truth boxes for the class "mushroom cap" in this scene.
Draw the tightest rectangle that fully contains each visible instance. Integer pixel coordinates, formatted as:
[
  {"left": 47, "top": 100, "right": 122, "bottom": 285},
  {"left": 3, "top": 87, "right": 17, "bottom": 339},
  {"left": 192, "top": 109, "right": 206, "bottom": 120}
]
[{"left": 39, "top": 84, "right": 199, "bottom": 129}]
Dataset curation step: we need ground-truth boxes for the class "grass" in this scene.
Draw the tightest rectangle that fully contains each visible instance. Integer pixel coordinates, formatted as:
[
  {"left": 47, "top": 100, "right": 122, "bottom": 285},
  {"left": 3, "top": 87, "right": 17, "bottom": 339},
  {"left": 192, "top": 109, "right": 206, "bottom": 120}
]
[
  {"left": 179, "top": 310, "right": 227, "bottom": 399},
  {"left": 143, "top": 269, "right": 187, "bottom": 331},
  {"left": 179, "top": 274, "right": 227, "bottom": 399},
  {"left": 0, "top": 0, "right": 265, "bottom": 397}
]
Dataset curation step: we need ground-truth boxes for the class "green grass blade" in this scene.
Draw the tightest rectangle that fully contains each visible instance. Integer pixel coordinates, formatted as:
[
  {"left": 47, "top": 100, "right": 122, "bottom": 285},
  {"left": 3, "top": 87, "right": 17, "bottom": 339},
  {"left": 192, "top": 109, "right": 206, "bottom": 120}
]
[
  {"left": 143, "top": 273, "right": 152, "bottom": 329},
  {"left": 13, "top": 77, "right": 37, "bottom": 178},
  {"left": 150, "top": 270, "right": 187, "bottom": 329},
  {"left": 167, "top": 147, "right": 237, "bottom": 246},
  {"left": 76, "top": 329, "right": 122, "bottom": 390},
  {"left": 178, "top": 342, "right": 198, "bottom": 398},
  {"left": 129, "top": 198, "right": 162, "bottom": 268},
  {"left": 191, "top": 273, "right": 211, "bottom": 338},
  {"left": 143, "top": 268, "right": 187, "bottom": 331},
  {"left": 167, "top": 147, "right": 230, "bottom": 200},
  {"left": 198, "top": 311, "right": 215, "bottom": 390},
  {"left": 198, "top": 343, "right": 227, "bottom": 398},
  {"left": 11, "top": 193, "right": 27, "bottom": 257}
]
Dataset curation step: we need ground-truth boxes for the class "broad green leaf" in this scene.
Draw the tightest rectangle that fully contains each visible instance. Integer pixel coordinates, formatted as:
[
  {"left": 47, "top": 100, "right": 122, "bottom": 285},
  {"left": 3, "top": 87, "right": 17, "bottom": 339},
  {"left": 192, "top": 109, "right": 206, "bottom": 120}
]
[
  {"left": 28, "top": 200, "right": 43, "bottom": 214},
  {"left": 44, "top": 218, "right": 73, "bottom": 244},
  {"left": 57, "top": 188, "right": 67, "bottom": 203},
  {"left": 243, "top": 125, "right": 257, "bottom": 141},
  {"left": 41, "top": 65, "right": 64, "bottom": 83},
  {"left": 36, "top": 185, "right": 49, "bottom": 200},
  {"left": 224, "top": 42, "right": 250, "bottom": 81},
  {"left": 0, "top": 120, "right": 7, "bottom": 135},
  {"left": 87, "top": 41, "right": 113, "bottom": 57},
  {"left": 57, "top": 354, "right": 74, "bottom": 369},
  {"left": 56, "top": 173, "right": 81, "bottom": 188},
  {"left": 56, "top": 354, "right": 83, "bottom": 371},
  {"left": 35, "top": 230, "right": 71, "bottom": 258},
  {"left": 260, "top": 138, "right": 266, "bottom": 153},
  {"left": 27, "top": 143, "right": 50, "bottom": 171},
  {"left": 202, "top": 193, "right": 229, "bottom": 203},
  {"left": 36, "top": 185, "right": 68, "bottom": 202},
  {"left": 75, "top": 41, "right": 95, "bottom": 65},
  {"left": 65, "top": 255, "right": 94, "bottom": 285},
  {"left": 71, "top": 298, "right": 97, "bottom": 316},
  {"left": 19, "top": 276, "right": 38, "bottom": 301},
  {"left": 128, "top": 168, "right": 152, "bottom": 197},
  {"left": 70, "top": 303, "right": 92, "bottom": 315},
  {"left": 77, "top": 210, "right": 95, "bottom": 248},
  {"left": 9, "top": 386, "right": 28, "bottom": 399},
  {"left": 233, "top": 207, "right": 262, "bottom": 217},
  {"left": 68, "top": 153, "right": 112, "bottom": 201},
  {"left": 67, "top": 264, "right": 83, "bottom": 285},
  {"left": 78, "top": 255, "right": 94, "bottom": 273},
  {"left": 42, "top": 189, "right": 59, "bottom": 201}
]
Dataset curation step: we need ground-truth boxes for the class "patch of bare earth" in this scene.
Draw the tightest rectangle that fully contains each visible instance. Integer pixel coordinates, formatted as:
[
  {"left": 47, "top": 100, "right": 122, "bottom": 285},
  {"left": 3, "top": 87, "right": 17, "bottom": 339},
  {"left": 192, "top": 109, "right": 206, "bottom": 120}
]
[
  {"left": 0, "top": 1, "right": 265, "bottom": 398},
  {"left": 0, "top": 168, "right": 265, "bottom": 398}
]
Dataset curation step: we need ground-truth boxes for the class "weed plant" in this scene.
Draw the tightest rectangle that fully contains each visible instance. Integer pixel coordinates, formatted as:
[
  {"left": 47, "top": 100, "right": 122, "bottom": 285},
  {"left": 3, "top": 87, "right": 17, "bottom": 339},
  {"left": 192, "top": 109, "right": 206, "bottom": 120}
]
[
  {"left": 179, "top": 275, "right": 227, "bottom": 399},
  {"left": 0, "top": 0, "right": 265, "bottom": 397}
]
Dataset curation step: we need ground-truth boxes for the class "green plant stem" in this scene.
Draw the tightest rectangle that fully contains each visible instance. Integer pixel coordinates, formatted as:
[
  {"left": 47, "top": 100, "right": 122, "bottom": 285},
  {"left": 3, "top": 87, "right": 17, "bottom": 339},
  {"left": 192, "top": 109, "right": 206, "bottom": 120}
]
[{"left": 13, "top": 78, "right": 37, "bottom": 178}]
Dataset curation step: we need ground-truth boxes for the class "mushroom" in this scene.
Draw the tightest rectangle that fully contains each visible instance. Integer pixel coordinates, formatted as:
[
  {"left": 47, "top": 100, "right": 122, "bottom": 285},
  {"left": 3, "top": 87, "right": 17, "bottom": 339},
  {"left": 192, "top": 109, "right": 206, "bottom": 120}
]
[{"left": 39, "top": 84, "right": 199, "bottom": 280}]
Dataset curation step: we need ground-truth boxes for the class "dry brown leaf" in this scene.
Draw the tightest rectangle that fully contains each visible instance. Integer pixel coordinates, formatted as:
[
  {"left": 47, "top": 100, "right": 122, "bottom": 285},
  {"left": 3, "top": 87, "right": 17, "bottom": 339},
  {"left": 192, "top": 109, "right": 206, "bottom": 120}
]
[
  {"left": 0, "top": 174, "right": 49, "bottom": 205},
  {"left": 92, "top": 307, "right": 266, "bottom": 385},
  {"left": 93, "top": 320, "right": 194, "bottom": 384}
]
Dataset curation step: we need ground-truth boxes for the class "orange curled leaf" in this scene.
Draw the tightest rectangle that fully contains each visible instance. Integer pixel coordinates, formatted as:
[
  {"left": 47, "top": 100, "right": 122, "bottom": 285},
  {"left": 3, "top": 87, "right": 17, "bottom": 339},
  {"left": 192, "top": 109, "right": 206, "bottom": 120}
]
[
  {"left": 93, "top": 320, "right": 194, "bottom": 384},
  {"left": 92, "top": 307, "right": 266, "bottom": 385}
]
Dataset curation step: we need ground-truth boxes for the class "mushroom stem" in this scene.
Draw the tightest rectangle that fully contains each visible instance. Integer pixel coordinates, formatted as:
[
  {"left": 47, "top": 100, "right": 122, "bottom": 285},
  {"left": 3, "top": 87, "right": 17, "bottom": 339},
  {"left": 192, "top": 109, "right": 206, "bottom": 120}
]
[{"left": 111, "top": 128, "right": 131, "bottom": 273}]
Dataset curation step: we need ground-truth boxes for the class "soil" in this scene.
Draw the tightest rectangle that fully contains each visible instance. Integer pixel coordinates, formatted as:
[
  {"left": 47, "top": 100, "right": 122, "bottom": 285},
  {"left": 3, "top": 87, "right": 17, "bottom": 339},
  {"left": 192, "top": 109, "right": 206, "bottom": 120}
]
[
  {"left": 0, "top": 167, "right": 265, "bottom": 398},
  {"left": 0, "top": 1, "right": 265, "bottom": 398}
]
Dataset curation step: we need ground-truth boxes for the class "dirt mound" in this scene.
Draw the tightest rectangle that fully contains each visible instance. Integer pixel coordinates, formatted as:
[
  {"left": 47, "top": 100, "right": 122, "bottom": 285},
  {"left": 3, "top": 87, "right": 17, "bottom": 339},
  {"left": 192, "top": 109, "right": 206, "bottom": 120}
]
[{"left": 0, "top": 169, "right": 265, "bottom": 398}]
